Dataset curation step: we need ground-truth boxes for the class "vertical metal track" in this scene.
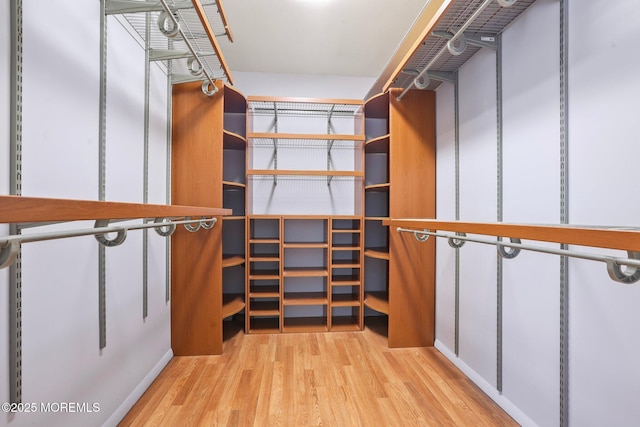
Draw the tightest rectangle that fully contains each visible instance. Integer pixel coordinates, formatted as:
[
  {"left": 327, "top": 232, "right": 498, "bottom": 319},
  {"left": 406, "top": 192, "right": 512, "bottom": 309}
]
[
  {"left": 142, "top": 12, "right": 151, "bottom": 320},
  {"left": 495, "top": 34, "right": 504, "bottom": 393},
  {"left": 165, "top": 42, "right": 173, "bottom": 303},
  {"left": 454, "top": 70, "right": 460, "bottom": 357},
  {"left": 9, "top": 0, "right": 23, "bottom": 404},
  {"left": 98, "top": 0, "right": 108, "bottom": 350},
  {"left": 559, "top": 0, "right": 570, "bottom": 425}
]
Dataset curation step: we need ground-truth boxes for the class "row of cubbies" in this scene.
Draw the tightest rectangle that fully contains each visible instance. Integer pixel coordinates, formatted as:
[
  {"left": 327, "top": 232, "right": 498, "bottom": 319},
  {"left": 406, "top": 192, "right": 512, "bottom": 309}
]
[{"left": 247, "top": 216, "right": 363, "bottom": 333}]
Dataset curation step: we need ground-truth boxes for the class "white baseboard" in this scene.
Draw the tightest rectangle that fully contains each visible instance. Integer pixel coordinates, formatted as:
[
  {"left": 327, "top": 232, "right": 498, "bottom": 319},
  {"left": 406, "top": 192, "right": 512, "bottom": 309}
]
[
  {"left": 102, "top": 349, "right": 173, "bottom": 427},
  {"left": 434, "top": 340, "right": 538, "bottom": 427}
]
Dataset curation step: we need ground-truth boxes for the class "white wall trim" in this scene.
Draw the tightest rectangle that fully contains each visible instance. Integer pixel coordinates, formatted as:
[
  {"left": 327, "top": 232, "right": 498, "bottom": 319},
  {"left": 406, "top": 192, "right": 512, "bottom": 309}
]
[
  {"left": 434, "top": 340, "right": 538, "bottom": 427},
  {"left": 102, "top": 349, "right": 173, "bottom": 427}
]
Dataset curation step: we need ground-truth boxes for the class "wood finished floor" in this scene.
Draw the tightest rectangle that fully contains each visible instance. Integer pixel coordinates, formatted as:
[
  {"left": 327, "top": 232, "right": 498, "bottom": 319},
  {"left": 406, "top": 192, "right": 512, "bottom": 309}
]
[{"left": 120, "top": 319, "right": 517, "bottom": 426}]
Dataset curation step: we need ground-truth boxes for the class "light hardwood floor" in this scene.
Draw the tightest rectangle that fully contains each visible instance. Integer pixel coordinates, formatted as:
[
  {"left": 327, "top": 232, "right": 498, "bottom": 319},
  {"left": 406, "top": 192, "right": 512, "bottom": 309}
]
[{"left": 120, "top": 319, "right": 517, "bottom": 426}]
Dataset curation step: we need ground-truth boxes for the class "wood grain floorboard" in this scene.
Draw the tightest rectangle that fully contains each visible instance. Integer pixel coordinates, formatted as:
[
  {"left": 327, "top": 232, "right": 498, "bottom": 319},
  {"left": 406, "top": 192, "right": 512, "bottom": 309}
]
[{"left": 119, "top": 318, "right": 518, "bottom": 426}]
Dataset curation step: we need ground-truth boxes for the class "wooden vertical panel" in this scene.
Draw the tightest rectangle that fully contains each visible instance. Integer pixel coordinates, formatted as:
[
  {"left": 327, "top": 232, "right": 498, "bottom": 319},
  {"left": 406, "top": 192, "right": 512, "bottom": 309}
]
[
  {"left": 172, "top": 81, "right": 225, "bottom": 355},
  {"left": 387, "top": 88, "right": 436, "bottom": 348}
]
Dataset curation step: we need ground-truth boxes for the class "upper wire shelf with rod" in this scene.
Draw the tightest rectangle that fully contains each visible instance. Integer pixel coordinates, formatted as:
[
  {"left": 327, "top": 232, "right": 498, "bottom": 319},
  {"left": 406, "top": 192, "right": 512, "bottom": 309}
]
[
  {"left": 106, "top": 0, "right": 235, "bottom": 96},
  {"left": 388, "top": 0, "right": 536, "bottom": 99}
]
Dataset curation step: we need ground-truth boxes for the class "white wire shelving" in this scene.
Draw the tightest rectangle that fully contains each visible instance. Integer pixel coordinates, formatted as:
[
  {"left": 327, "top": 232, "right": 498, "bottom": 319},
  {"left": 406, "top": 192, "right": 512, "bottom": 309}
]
[{"left": 106, "top": 0, "right": 234, "bottom": 94}]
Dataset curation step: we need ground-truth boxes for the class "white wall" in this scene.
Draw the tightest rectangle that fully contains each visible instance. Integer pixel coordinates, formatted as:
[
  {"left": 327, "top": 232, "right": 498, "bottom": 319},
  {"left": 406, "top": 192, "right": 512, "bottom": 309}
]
[
  {"left": 435, "top": 0, "right": 640, "bottom": 426},
  {"left": 1, "top": 2, "right": 171, "bottom": 426},
  {"left": 568, "top": 1, "right": 640, "bottom": 426},
  {"left": 233, "top": 71, "right": 375, "bottom": 99}
]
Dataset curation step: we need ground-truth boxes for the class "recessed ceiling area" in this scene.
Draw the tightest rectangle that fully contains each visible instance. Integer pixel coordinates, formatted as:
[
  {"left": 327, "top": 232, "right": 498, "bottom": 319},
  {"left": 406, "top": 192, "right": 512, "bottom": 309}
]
[{"left": 218, "top": 0, "right": 430, "bottom": 78}]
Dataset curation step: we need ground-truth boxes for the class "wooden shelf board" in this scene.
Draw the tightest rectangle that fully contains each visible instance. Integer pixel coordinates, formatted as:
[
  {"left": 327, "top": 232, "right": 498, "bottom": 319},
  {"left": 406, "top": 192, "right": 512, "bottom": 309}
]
[
  {"left": 364, "top": 248, "right": 390, "bottom": 260},
  {"left": 330, "top": 322, "right": 361, "bottom": 332},
  {"left": 222, "top": 294, "right": 245, "bottom": 319},
  {"left": 0, "top": 195, "right": 231, "bottom": 224},
  {"left": 282, "top": 268, "right": 329, "bottom": 278},
  {"left": 248, "top": 317, "right": 280, "bottom": 334},
  {"left": 249, "top": 290, "right": 280, "bottom": 298},
  {"left": 364, "top": 292, "right": 389, "bottom": 315},
  {"left": 248, "top": 270, "right": 280, "bottom": 280},
  {"left": 223, "top": 181, "right": 246, "bottom": 189},
  {"left": 223, "top": 216, "right": 246, "bottom": 221},
  {"left": 365, "top": 183, "right": 390, "bottom": 191},
  {"left": 383, "top": 218, "right": 640, "bottom": 253},
  {"left": 249, "top": 238, "right": 280, "bottom": 244},
  {"left": 331, "top": 229, "right": 361, "bottom": 234},
  {"left": 331, "top": 294, "right": 361, "bottom": 306},
  {"left": 331, "top": 260, "right": 360, "bottom": 268},
  {"left": 222, "top": 130, "right": 247, "bottom": 149},
  {"left": 222, "top": 255, "right": 245, "bottom": 268},
  {"left": 331, "top": 277, "right": 361, "bottom": 286},
  {"left": 283, "top": 293, "right": 328, "bottom": 305},
  {"left": 365, "top": 134, "right": 390, "bottom": 153},
  {"left": 248, "top": 169, "right": 364, "bottom": 177},
  {"left": 249, "top": 132, "right": 365, "bottom": 141},
  {"left": 331, "top": 244, "right": 361, "bottom": 250},
  {"left": 283, "top": 317, "right": 328, "bottom": 333},
  {"left": 364, "top": 217, "right": 390, "bottom": 222},
  {"left": 331, "top": 317, "right": 361, "bottom": 332},
  {"left": 249, "top": 301, "right": 279, "bottom": 316},
  {"left": 283, "top": 242, "right": 328, "bottom": 249},
  {"left": 249, "top": 256, "right": 280, "bottom": 262}
]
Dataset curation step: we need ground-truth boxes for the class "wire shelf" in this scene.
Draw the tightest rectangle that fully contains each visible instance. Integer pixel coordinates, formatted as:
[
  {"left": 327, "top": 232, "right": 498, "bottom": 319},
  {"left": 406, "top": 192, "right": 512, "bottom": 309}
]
[
  {"left": 110, "top": 0, "right": 231, "bottom": 85},
  {"left": 250, "top": 138, "right": 361, "bottom": 149},
  {"left": 249, "top": 100, "right": 363, "bottom": 117},
  {"left": 392, "top": 0, "right": 537, "bottom": 90}
]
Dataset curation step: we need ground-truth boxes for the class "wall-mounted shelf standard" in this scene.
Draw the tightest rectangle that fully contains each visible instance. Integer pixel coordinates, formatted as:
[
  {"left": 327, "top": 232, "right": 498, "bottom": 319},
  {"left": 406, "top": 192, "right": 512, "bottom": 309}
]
[{"left": 107, "top": 0, "right": 235, "bottom": 95}]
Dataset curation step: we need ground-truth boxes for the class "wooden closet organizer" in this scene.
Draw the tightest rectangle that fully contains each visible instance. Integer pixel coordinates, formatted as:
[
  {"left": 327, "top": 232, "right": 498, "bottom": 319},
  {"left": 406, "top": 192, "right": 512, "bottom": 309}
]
[{"left": 172, "top": 85, "right": 434, "bottom": 354}]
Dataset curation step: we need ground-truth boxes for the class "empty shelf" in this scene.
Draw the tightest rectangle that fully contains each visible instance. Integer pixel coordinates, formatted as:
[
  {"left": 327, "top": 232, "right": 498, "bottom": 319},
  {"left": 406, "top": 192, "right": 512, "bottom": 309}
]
[
  {"left": 283, "top": 292, "right": 328, "bottom": 305},
  {"left": 283, "top": 268, "right": 329, "bottom": 277},
  {"left": 222, "top": 255, "right": 245, "bottom": 268},
  {"left": 364, "top": 291, "right": 389, "bottom": 315},
  {"left": 222, "top": 294, "right": 245, "bottom": 319}
]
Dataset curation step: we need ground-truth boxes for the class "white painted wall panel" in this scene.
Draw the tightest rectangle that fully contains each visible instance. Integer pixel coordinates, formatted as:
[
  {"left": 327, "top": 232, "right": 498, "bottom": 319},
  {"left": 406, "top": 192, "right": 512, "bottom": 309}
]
[
  {"left": 105, "top": 15, "right": 144, "bottom": 203},
  {"left": 457, "top": 48, "right": 498, "bottom": 386},
  {"left": 233, "top": 71, "right": 375, "bottom": 99},
  {"left": 2, "top": 2, "right": 171, "bottom": 426},
  {"left": 568, "top": 0, "right": 640, "bottom": 425},
  {"left": 21, "top": 0, "right": 99, "bottom": 200},
  {"left": 434, "top": 81, "right": 456, "bottom": 350},
  {"left": 500, "top": 0, "right": 561, "bottom": 425}
]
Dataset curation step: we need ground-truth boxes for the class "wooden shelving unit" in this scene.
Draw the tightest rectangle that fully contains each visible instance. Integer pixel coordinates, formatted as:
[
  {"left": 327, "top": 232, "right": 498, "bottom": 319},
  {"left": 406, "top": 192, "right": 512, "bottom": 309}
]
[
  {"left": 362, "top": 89, "right": 436, "bottom": 348},
  {"left": 171, "top": 81, "right": 247, "bottom": 356},
  {"left": 329, "top": 216, "right": 363, "bottom": 331},
  {"left": 246, "top": 216, "right": 282, "bottom": 334}
]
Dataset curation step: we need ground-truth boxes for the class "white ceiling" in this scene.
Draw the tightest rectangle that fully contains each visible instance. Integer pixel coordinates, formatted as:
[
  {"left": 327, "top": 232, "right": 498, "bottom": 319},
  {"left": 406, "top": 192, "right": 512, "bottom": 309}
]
[{"left": 217, "top": 0, "right": 430, "bottom": 78}]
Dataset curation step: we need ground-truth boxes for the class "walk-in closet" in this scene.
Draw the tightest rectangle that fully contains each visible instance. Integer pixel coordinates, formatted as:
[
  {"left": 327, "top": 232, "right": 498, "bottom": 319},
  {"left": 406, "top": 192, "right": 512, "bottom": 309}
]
[{"left": 2, "top": 1, "right": 639, "bottom": 426}]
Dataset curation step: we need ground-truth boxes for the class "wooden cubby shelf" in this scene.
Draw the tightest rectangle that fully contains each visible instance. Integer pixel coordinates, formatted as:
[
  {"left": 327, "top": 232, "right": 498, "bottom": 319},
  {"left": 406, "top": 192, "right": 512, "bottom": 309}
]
[
  {"left": 282, "top": 268, "right": 329, "bottom": 277},
  {"left": 364, "top": 248, "right": 390, "bottom": 260},
  {"left": 249, "top": 317, "right": 280, "bottom": 334},
  {"left": 249, "top": 270, "right": 280, "bottom": 280},
  {"left": 283, "top": 293, "right": 328, "bottom": 305},
  {"left": 249, "top": 300, "right": 280, "bottom": 316},
  {"left": 331, "top": 294, "right": 361, "bottom": 306},
  {"left": 222, "top": 255, "right": 245, "bottom": 268},
  {"left": 283, "top": 242, "right": 329, "bottom": 249},
  {"left": 248, "top": 286, "right": 280, "bottom": 298},
  {"left": 283, "top": 317, "right": 328, "bottom": 333},
  {"left": 365, "top": 134, "right": 390, "bottom": 153},
  {"left": 363, "top": 291, "right": 389, "bottom": 315},
  {"left": 331, "top": 275, "right": 361, "bottom": 286},
  {"left": 222, "top": 294, "right": 245, "bottom": 319},
  {"left": 331, "top": 318, "right": 361, "bottom": 332}
]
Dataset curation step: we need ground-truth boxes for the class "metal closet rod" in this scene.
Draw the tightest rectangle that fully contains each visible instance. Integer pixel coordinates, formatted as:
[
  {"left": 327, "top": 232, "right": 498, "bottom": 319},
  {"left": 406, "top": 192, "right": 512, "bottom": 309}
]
[
  {"left": 397, "top": 0, "right": 517, "bottom": 101},
  {"left": 156, "top": 0, "right": 219, "bottom": 96},
  {"left": 0, "top": 217, "right": 217, "bottom": 270},
  {"left": 396, "top": 227, "right": 640, "bottom": 284}
]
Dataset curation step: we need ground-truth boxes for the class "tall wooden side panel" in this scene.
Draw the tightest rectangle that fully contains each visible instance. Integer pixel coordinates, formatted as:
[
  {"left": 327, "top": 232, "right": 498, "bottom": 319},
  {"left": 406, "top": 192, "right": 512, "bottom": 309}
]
[
  {"left": 388, "top": 88, "right": 436, "bottom": 348},
  {"left": 171, "top": 81, "right": 224, "bottom": 355}
]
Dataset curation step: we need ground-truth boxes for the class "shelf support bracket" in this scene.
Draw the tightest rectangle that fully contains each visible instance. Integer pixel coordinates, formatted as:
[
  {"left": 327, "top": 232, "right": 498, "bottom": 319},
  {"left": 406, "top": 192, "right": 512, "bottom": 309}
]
[{"left": 432, "top": 31, "right": 498, "bottom": 50}]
